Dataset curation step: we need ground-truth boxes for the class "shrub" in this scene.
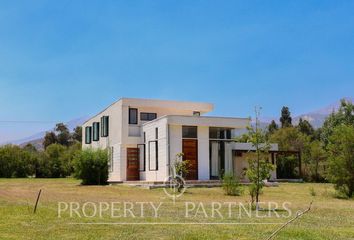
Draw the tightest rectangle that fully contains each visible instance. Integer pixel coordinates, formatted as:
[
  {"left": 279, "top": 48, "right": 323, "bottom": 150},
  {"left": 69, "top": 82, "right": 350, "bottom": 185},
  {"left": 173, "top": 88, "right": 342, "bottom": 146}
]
[
  {"left": 0, "top": 145, "right": 35, "bottom": 178},
  {"left": 73, "top": 148, "right": 108, "bottom": 185},
  {"left": 222, "top": 172, "right": 243, "bottom": 196},
  {"left": 327, "top": 125, "right": 354, "bottom": 198}
]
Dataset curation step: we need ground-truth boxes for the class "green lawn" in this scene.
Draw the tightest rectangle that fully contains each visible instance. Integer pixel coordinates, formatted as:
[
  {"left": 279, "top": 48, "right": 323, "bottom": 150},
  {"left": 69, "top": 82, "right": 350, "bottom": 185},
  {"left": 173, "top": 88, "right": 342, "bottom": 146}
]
[{"left": 0, "top": 178, "right": 353, "bottom": 240}]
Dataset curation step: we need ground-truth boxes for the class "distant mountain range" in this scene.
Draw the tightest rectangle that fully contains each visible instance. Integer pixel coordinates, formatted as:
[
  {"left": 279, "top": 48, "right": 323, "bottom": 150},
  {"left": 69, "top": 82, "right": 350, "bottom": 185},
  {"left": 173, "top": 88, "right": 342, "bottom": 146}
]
[
  {"left": 261, "top": 97, "right": 353, "bottom": 128},
  {"left": 4, "top": 97, "right": 354, "bottom": 149}
]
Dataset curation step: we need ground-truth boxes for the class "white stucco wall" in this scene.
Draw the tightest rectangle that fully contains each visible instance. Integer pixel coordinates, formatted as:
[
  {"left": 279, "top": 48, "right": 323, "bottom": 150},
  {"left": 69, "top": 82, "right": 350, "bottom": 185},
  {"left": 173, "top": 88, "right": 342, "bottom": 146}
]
[
  {"left": 233, "top": 152, "right": 277, "bottom": 181},
  {"left": 197, "top": 126, "right": 209, "bottom": 180},
  {"left": 142, "top": 118, "right": 168, "bottom": 181}
]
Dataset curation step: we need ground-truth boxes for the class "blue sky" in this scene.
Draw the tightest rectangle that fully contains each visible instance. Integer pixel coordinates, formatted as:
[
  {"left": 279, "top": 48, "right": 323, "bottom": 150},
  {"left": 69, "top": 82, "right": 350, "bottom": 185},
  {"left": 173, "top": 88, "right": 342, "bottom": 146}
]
[{"left": 0, "top": 0, "right": 353, "bottom": 143}]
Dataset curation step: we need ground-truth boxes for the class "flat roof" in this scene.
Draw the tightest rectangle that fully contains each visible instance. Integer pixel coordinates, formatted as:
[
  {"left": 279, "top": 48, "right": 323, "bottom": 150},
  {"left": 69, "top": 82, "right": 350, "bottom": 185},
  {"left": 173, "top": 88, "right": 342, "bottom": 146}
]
[
  {"left": 83, "top": 97, "right": 214, "bottom": 124},
  {"left": 143, "top": 115, "right": 250, "bottom": 129}
]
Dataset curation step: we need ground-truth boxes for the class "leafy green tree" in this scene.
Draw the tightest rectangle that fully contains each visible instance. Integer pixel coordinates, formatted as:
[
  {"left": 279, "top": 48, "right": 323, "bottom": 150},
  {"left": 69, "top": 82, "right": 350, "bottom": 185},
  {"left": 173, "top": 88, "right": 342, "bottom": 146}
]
[
  {"left": 280, "top": 106, "right": 292, "bottom": 128},
  {"left": 267, "top": 120, "right": 278, "bottom": 135},
  {"left": 270, "top": 127, "right": 310, "bottom": 152},
  {"left": 43, "top": 131, "right": 57, "bottom": 149},
  {"left": 41, "top": 144, "right": 71, "bottom": 178},
  {"left": 55, "top": 123, "right": 71, "bottom": 146},
  {"left": 297, "top": 118, "right": 315, "bottom": 137},
  {"left": 306, "top": 140, "right": 327, "bottom": 181},
  {"left": 327, "top": 125, "right": 354, "bottom": 198},
  {"left": 244, "top": 108, "right": 275, "bottom": 207},
  {"left": 73, "top": 148, "right": 108, "bottom": 185},
  {"left": 321, "top": 99, "right": 354, "bottom": 145},
  {"left": 270, "top": 127, "right": 310, "bottom": 178},
  {"left": 72, "top": 126, "right": 82, "bottom": 143}
]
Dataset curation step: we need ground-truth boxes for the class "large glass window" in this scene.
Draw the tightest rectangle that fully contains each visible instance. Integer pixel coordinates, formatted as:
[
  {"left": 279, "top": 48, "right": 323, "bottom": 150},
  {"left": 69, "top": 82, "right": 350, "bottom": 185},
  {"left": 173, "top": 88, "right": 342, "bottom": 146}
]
[
  {"left": 149, "top": 141, "right": 158, "bottom": 171},
  {"left": 209, "top": 127, "right": 232, "bottom": 139},
  {"left": 129, "top": 108, "right": 138, "bottom": 124},
  {"left": 101, "top": 116, "right": 109, "bottom": 137},
  {"left": 140, "top": 112, "right": 157, "bottom": 121},
  {"left": 93, "top": 122, "right": 100, "bottom": 141},
  {"left": 85, "top": 126, "right": 92, "bottom": 144},
  {"left": 182, "top": 126, "right": 198, "bottom": 138},
  {"left": 138, "top": 144, "right": 145, "bottom": 171}
]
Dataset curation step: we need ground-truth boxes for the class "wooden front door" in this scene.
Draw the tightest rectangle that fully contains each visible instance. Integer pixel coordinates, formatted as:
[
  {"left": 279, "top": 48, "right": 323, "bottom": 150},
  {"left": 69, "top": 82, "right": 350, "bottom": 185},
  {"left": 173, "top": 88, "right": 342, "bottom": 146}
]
[
  {"left": 182, "top": 139, "right": 198, "bottom": 180},
  {"left": 127, "top": 148, "right": 139, "bottom": 181}
]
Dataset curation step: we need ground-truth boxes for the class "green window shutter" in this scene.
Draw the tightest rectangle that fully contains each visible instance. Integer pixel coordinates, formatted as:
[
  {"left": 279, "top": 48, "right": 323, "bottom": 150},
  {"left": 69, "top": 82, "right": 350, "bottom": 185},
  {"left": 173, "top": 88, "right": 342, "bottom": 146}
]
[
  {"left": 85, "top": 126, "right": 92, "bottom": 144},
  {"left": 101, "top": 117, "right": 104, "bottom": 137},
  {"left": 100, "top": 116, "right": 109, "bottom": 137},
  {"left": 93, "top": 122, "right": 100, "bottom": 141},
  {"left": 104, "top": 116, "right": 109, "bottom": 137}
]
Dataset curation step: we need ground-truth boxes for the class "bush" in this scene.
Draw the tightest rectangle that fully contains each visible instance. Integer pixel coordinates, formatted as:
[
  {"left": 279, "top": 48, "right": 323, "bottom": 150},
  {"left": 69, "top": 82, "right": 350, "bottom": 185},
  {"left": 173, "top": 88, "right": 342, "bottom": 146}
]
[
  {"left": 0, "top": 145, "right": 35, "bottom": 177},
  {"left": 222, "top": 172, "right": 243, "bottom": 196},
  {"left": 73, "top": 148, "right": 108, "bottom": 185},
  {"left": 327, "top": 125, "right": 354, "bottom": 198}
]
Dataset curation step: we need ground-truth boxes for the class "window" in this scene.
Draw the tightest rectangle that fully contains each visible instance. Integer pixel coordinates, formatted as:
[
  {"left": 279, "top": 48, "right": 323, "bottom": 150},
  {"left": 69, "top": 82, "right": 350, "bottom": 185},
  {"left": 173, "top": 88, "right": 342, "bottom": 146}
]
[
  {"left": 193, "top": 111, "right": 201, "bottom": 116},
  {"left": 148, "top": 141, "right": 158, "bottom": 171},
  {"left": 155, "top": 127, "right": 158, "bottom": 139},
  {"left": 209, "top": 127, "right": 232, "bottom": 139},
  {"left": 138, "top": 144, "right": 145, "bottom": 171},
  {"left": 109, "top": 147, "right": 114, "bottom": 172},
  {"left": 140, "top": 112, "right": 157, "bottom": 121},
  {"left": 129, "top": 108, "right": 138, "bottom": 124},
  {"left": 182, "top": 126, "right": 198, "bottom": 138},
  {"left": 85, "top": 126, "right": 92, "bottom": 144},
  {"left": 101, "top": 116, "right": 109, "bottom": 137},
  {"left": 93, "top": 122, "right": 100, "bottom": 141}
]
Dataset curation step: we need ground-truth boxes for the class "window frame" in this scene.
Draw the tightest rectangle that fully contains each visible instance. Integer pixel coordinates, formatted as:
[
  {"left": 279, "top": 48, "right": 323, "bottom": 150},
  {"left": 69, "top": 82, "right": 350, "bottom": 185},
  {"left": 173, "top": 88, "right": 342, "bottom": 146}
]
[
  {"left": 85, "top": 126, "right": 92, "bottom": 144},
  {"left": 182, "top": 126, "right": 198, "bottom": 139},
  {"left": 92, "top": 122, "right": 100, "bottom": 141},
  {"left": 138, "top": 144, "right": 146, "bottom": 171},
  {"left": 148, "top": 140, "right": 158, "bottom": 171},
  {"left": 101, "top": 116, "right": 109, "bottom": 137},
  {"left": 129, "top": 108, "right": 138, "bottom": 124},
  {"left": 140, "top": 112, "right": 157, "bottom": 121}
]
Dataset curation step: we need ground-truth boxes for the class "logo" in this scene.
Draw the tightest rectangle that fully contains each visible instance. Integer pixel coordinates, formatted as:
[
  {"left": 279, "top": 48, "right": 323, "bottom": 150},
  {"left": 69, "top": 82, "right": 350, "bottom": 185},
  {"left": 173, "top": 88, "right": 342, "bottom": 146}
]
[{"left": 163, "top": 174, "right": 187, "bottom": 202}]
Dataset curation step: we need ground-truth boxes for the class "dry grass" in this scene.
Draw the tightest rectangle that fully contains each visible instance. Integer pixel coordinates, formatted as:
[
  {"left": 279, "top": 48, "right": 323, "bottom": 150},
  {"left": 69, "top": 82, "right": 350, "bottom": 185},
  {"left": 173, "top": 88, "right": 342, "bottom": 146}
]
[{"left": 0, "top": 178, "right": 353, "bottom": 240}]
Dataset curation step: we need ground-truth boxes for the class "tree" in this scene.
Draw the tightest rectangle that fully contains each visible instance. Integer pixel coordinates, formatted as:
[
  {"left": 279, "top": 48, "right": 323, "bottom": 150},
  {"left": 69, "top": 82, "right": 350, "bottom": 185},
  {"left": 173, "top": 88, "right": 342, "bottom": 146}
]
[
  {"left": 321, "top": 99, "right": 354, "bottom": 146},
  {"left": 306, "top": 140, "right": 327, "bottom": 182},
  {"left": 327, "top": 125, "right": 354, "bottom": 198},
  {"left": 245, "top": 107, "right": 275, "bottom": 208},
  {"left": 297, "top": 118, "right": 315, "bottom": 137},
  {"left": 55, "top": 123, "right": 71, "bottom": 146},
  {"left": 43, "top": 131, "right": 57, "bottom": 149},
  {"left": 270, "top": 127, "right": 310, "bottom": 179},
  {"left": 270, "top": 127, "right": 310, "bottom": 152},
  {"left": 267, "top": 120, "right": 279, "bottom": 135},
  {"left": 72, "top": 126, "right": 82, "bottom": 143},
  {"left": 280, "top": 106, "right": 292, "bottom": 128},
  {"left": 40, "top": 144, "right": 71, "bottom": 178}
]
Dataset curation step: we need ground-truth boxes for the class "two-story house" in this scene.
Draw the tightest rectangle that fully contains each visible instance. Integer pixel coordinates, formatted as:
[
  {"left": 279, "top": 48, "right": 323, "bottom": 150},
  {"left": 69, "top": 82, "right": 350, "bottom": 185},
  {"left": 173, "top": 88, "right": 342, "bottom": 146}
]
[{"left": 82, "top": 98, "right": 278, "bottom": 183}]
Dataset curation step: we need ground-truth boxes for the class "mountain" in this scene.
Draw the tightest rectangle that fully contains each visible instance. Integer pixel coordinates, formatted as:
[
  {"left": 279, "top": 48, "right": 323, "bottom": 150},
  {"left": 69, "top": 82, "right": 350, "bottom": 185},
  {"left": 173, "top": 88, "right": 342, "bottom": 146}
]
[
  {"left": 252, "top": 97, "right": 353, "bottom": 130},
  {"left": 7, "top": 97, "right": 354, "bottom": 147},
  {"left": 12, "top": 116, "right": 89, "bottom": 149}
]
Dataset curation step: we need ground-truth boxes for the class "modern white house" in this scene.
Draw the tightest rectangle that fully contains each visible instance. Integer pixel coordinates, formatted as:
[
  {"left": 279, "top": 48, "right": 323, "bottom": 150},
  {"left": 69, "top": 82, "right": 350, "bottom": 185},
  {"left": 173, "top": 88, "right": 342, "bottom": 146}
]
[{"left": 82, "top": 98, "right": 278, "bottom": 183}]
